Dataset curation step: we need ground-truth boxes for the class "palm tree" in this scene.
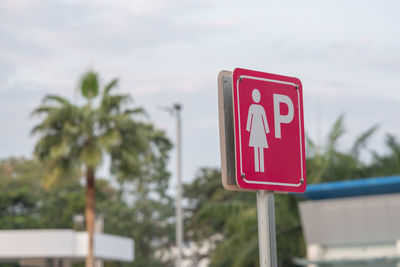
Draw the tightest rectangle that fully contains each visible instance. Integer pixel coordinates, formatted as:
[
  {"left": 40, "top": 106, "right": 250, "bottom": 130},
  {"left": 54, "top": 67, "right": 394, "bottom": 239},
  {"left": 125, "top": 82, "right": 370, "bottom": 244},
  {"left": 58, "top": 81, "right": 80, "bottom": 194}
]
[
  {"left": 185, "top": 116, "right": 379, "bottom": 267},
  {"left": 31, "top": 71, "right": 146, "bottom": 267},
  {"left": 306, "top": 114, "right": 378, "bottom": 183}
]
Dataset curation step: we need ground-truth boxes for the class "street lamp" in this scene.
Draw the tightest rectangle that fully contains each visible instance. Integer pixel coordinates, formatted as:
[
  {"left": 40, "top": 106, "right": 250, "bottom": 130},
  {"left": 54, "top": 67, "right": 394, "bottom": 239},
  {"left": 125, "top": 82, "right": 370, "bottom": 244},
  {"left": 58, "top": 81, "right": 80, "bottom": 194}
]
[{"left": 159, "top": 103, "right": 183, "bottom": 267}]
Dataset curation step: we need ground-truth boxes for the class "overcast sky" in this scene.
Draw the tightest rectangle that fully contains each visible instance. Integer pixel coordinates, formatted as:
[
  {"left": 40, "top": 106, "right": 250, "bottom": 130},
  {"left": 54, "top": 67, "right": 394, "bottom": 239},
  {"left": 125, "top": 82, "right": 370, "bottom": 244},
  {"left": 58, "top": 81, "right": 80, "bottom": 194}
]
[{"left": 1, "top": 0, "right": 400, "bottom": 185}]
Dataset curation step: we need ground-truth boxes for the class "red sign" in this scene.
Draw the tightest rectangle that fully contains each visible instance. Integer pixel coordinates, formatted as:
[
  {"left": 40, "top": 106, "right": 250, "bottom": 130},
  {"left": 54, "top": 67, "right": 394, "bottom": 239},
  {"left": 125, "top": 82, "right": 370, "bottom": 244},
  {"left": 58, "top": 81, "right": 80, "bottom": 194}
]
[{"left": 232, "top": 68, "right": 306, "bottom": 192}]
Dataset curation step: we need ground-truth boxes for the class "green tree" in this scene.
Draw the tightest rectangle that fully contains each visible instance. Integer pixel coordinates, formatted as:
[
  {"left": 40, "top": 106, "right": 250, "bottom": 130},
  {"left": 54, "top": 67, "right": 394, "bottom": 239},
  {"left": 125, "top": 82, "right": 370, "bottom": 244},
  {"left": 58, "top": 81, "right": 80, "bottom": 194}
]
[
  {"left": 184, "top": 115, "right": 382, "bottom": 267},
  {"left": 367, "top": 134, "right": 400, "bottom": 176},
  {"left": 102, "top": 125, "right": 174, "bottom": 267},
  {"left": 184, "top": 168, "right": 303, "bottom": 267},
  {"left": 306, "top": 114, "right": 378, "bottom": 183},
  {"left": 31, "top": 71, "right": 150, "bottom": 267},
  {"left": 0, "top": 157, "right": 85, "bottom": 230},
  {"left": 0, "top": 152, "right": 174, "bottom": 266},
  {"left": 0, "top": 157, "right": 43, "bottom": 229}
]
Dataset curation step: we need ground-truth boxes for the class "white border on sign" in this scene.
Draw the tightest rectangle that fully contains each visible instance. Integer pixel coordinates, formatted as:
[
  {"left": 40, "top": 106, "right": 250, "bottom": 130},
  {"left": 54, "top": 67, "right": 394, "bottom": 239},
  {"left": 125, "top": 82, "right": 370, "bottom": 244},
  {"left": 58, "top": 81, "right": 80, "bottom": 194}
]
[{"left": 236, "top": 75, "right": 304, "bottom": 187}]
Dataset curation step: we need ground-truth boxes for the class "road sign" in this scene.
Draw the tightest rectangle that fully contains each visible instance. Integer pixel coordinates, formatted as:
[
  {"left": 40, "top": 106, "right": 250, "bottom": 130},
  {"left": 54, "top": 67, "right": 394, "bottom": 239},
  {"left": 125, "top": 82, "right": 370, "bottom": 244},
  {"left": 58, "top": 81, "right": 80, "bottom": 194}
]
[{"left": 232, "top": 68, "right": 306, "bottom": 192}]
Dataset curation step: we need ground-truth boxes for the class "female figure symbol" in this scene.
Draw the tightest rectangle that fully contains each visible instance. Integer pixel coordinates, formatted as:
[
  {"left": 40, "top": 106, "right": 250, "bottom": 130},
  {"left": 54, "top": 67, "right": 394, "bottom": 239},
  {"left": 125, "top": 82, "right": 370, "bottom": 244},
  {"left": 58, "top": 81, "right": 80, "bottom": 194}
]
[{"left": 246, "top": 89, "right": 270, "bottom": 172}]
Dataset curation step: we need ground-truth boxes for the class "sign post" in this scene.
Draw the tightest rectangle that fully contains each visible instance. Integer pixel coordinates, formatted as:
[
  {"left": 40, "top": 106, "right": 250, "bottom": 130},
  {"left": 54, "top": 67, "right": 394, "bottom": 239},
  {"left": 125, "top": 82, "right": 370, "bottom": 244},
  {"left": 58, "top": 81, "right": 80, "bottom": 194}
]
[
  {"left": 257, "top": 190, "right": 277, "bottom": 267},
  {"left": 218, "top": 68, "right": 306, "bottom": 267}
]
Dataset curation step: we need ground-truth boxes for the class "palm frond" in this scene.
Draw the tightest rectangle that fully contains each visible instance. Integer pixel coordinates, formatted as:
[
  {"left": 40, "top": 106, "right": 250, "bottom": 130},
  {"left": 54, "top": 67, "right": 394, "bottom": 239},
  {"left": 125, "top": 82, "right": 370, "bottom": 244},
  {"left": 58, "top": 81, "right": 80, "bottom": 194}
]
[
  {"left": 124, "top": 107, "right": 145, "bottom": 114},
  {"left": 30, "top": 123, "right": 48, "bottom": 135},
  {"left": 124, "top": 107, "right": 148, "bottom": 118},
  {"left": 328, "top": 114, "right": 345, "bottom": 151},
  {"left": 101, "top": 94, "right": 132, "bottom": 113},
  {"left": 80, "top": 143, "right": 102, "bottom": 169},
  {"left": 42, "top": 95, "right": 70, "bottom": 105},
  {"left": 305, "top": 133, "right": 315, "bottom": 150},
  {"left": 30, "top": 106, "right": 56, "bottom": 116},
  {"left": 351, "top": 124, "right": 378, "bottom": 158},
  {"left": 305, "top": 132, "right": 317, "bottom": 157},
  {"left": 98, "top": 130, "right": 121, "bottom": 150},
  {"left": 103, "top": 78, "right": 119, "bottom": 96},
  {"left": 80, "top": 71, "right": 99, "bottom": 99},
  {"left": 386, "top": 134, "right": 400, "bottom": 156}
]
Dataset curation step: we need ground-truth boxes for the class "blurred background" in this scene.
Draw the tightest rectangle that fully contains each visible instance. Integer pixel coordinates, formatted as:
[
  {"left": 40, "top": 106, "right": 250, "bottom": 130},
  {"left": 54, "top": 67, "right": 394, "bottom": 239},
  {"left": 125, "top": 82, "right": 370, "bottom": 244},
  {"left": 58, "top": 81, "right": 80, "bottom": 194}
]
[{"left": 1, "top": 0, "right": 400, "bottom": 267}]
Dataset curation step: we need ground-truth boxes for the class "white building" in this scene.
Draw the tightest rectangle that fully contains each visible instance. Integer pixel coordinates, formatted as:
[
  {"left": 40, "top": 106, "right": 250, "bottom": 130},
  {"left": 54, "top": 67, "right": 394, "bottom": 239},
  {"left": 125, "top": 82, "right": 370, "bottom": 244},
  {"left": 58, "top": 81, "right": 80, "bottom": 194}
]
[
  {"left": 296, "top": 175, "right": 400, "bottom": 267},
  {"left": 0, "top": 229, "right": 134, "bottom": 267}
]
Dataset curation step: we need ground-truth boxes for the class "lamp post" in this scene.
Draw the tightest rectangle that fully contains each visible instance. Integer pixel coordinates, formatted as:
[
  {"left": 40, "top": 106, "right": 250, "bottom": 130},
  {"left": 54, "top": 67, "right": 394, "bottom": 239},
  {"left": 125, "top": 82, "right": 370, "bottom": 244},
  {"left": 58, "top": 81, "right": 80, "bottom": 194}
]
[
  {"left": 159, "top": 103, "right": 183, "bottom": 267},
  {"left": 174, "top": 103, "right": 183, "bottom": 267}
]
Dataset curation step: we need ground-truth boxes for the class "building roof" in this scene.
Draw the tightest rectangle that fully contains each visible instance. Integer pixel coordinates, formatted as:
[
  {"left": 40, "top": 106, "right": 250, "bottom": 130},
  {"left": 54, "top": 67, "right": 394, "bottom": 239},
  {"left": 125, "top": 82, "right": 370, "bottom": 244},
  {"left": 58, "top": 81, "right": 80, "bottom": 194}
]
[{"left": 296, "top": 175, "right": 400, "bottom": 200}]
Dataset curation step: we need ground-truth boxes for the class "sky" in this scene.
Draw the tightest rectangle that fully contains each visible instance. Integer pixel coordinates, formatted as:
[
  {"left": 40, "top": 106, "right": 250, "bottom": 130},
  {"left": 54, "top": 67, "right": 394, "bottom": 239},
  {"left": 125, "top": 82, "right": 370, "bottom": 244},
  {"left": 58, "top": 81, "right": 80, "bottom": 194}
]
[{"left": 1, "top": 0, "right": 400, "bottom": 186}]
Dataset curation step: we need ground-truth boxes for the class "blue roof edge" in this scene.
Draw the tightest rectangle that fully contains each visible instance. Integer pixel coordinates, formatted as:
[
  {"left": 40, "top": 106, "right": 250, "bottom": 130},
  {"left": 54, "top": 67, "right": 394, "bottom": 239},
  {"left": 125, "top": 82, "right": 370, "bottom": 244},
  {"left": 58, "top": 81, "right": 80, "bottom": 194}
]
[{"left": 293, "top": 175, "right": 400, "bottom": 200}]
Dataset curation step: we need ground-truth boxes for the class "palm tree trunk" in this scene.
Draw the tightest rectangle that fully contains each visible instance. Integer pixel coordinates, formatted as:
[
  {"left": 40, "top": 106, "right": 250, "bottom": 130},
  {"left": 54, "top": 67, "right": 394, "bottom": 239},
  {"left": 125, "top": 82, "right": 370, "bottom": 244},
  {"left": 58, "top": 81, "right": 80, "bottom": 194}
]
[{"left": 85, "top": 167, "right": 96, "bottom": 267}]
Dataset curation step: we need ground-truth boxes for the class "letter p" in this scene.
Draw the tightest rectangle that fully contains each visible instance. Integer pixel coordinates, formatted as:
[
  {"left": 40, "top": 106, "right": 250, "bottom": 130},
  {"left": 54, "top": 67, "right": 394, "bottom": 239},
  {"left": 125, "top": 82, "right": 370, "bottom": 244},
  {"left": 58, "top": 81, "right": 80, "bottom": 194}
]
[{"left": 273, "top": 94, "right": 294, "bottom": 139}]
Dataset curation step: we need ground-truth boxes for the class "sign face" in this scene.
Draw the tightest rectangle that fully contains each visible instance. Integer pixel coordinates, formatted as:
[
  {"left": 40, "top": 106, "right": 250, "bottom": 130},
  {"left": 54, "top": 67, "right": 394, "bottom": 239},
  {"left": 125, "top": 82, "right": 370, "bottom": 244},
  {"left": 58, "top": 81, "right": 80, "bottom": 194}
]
[{"left": 232, "top": 68, "right": 306, "bottom": 192}]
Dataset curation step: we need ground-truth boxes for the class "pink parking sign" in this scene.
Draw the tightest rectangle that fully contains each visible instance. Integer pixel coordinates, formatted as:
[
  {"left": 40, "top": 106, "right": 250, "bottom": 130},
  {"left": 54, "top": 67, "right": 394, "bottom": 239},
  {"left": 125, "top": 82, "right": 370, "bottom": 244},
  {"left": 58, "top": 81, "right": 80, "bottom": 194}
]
[{"left": 232, "top": 68, "right": 306, "bottom": 192}]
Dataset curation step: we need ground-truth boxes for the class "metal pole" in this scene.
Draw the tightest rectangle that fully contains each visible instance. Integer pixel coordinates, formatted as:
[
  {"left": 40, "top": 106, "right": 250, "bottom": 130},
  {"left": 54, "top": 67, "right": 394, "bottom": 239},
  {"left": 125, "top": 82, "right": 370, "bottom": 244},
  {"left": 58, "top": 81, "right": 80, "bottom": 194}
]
[
  {"left": 257, "top": 190, "right": 277, "bottom": 267},
  {"left": 174, "top": 103, "right": 183, "bottom": 267}
]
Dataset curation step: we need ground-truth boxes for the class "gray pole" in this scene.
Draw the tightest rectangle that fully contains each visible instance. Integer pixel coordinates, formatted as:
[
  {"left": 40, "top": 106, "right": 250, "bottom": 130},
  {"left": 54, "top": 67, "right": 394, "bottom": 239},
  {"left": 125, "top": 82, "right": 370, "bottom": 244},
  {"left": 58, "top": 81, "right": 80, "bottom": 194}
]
[
  {"left": 257, "top": 190, "right": 277, "bottom": 267},
  {"left": 174, "top": 103, "right": 183, "bottom": 267}
]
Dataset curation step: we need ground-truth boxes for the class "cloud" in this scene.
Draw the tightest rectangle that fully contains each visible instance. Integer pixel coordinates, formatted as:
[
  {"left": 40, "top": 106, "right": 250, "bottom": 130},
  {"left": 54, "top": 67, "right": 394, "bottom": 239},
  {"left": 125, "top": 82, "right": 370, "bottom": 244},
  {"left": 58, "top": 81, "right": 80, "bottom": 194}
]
[
  {"left": 1, "top": 0, "right": 400, "bottom": 180},
  {"left": 0, "top": 0, "right": 41, "bottom": 11},
  {"left": 0, "top": 0, "right": 239, "bottom": 96}
]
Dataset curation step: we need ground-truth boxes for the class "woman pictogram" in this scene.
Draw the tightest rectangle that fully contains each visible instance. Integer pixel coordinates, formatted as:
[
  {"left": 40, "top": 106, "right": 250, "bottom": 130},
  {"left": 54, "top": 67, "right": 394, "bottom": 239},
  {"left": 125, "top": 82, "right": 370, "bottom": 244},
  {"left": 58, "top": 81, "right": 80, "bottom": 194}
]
[{"left": 246, "top": 89, "right": 270, "bottom": 172}]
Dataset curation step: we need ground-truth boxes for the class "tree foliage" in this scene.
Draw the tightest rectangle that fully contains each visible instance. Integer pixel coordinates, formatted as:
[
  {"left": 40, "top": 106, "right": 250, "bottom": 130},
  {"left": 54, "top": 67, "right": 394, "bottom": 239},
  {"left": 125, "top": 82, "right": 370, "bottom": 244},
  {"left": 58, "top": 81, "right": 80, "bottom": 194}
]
[
  {"left": 31, "top": 72, "right": 148, "bottom": 187},
  {"left": 184, "top": 168, "right": 303, "bottom": 267},
  {"left": 184, "top": 115, "right": 400, "bottom": 266},
  {"left": 0, "top": 153, "right": 174, "bottom": 267},
  {"left": 26, "top": 71, "right": 174, "bottom": 266},
  {"left": 4, "top": 85, "right": 400, "bottom": 267}
]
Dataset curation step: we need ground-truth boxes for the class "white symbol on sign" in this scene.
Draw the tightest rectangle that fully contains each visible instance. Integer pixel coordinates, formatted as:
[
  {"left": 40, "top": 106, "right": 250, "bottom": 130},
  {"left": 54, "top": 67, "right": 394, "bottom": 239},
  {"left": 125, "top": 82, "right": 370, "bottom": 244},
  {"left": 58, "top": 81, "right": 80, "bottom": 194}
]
[
  {"left": 246, "top": 89, "right": 270, "bottom": 172},
  {"left": 273, "top": 94, "right": 294, "bottom": 139}
]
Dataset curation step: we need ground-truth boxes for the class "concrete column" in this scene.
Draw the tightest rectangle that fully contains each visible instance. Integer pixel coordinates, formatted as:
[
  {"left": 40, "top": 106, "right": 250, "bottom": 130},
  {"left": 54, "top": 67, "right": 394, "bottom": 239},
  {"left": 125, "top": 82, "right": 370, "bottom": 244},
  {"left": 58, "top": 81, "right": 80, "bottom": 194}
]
[
  {"left": 307, "top": 244, "right": 322, "bottom": 267},
  {"left": 20, "top": 258, "right": 47, "bottom": 267}
]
